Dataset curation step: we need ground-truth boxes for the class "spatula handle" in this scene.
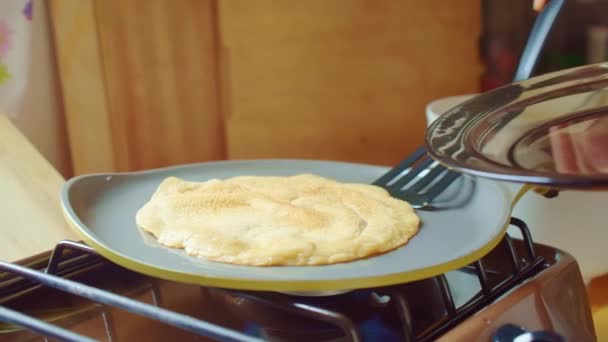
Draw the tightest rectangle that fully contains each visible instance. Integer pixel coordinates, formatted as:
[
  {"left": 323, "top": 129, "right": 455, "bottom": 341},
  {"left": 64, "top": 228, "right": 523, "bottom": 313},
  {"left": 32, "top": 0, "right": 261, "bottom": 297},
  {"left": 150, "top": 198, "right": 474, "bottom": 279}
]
[{"left": 512, "top": 0, "right": 565, "bottom": 82}]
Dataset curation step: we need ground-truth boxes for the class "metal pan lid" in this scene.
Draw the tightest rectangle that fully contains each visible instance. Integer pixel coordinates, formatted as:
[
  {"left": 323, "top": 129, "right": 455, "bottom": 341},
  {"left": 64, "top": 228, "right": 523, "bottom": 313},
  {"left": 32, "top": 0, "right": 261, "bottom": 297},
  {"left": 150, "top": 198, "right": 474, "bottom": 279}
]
[{"left": 425, "top": 62, "right": 608, "bottom": 189}]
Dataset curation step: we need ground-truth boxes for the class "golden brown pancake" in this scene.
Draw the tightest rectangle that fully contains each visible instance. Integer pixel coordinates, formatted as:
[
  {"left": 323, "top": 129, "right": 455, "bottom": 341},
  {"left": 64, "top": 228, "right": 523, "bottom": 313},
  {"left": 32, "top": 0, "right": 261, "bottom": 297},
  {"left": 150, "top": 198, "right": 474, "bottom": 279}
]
[{"left": 135, "top": 174, "right": 420, "bottom": 266}]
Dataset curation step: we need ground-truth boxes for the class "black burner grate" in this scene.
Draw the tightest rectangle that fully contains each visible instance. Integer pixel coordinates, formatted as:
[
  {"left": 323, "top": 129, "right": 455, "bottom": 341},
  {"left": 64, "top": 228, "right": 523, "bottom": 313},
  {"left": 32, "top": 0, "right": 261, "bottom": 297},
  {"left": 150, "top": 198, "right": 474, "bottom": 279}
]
[{"left": 0, "top": 217, "right": 546, "bottom": 342}]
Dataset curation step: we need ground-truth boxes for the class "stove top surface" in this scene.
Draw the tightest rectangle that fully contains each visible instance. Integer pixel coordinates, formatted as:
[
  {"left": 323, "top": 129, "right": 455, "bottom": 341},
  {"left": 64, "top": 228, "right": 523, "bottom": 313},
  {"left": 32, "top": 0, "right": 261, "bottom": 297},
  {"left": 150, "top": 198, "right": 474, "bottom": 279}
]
[{"left": 0, "top": 220, "right": 595, "bottom": 341}]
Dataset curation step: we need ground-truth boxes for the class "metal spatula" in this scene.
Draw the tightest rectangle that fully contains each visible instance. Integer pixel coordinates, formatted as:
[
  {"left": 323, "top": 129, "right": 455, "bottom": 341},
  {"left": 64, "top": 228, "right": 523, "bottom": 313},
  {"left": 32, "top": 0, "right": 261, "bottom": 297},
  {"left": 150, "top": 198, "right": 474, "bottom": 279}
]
[{"left": 373, "top": 0, "right": 564, "bottom": 209}]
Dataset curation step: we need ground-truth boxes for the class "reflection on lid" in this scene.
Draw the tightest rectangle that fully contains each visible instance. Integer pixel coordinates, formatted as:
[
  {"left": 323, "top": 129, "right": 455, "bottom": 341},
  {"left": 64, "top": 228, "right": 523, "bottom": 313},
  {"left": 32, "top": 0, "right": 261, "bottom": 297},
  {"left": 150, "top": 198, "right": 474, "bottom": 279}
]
[
  {"left": 511, "top": 111, "right": 608, "bottom": 175},
  {"left": 426, "top": 62, "right": 608, "bottom": 187}
]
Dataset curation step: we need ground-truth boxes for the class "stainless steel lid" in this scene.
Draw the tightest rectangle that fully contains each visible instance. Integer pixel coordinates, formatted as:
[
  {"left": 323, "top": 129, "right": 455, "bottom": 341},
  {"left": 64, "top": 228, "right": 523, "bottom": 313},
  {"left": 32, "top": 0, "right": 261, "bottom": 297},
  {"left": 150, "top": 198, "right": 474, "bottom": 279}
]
[{"left": 425, "top": 62, "right": 608, "bottom": 189}]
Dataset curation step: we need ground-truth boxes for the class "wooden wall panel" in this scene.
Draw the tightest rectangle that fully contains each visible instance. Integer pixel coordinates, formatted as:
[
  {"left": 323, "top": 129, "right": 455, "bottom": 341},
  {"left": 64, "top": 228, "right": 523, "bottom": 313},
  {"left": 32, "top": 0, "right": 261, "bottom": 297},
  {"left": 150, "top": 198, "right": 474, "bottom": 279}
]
[
  {"left": 52, "top": 0, "right": 481, "bottom": 172},
  {"left": 219, "top": 0, "right": 482, "bottom": 166},
  {"left": 0, "top": 115, "right": 77, "bottom": 262},
  {"left": 50, "top": 0, "right": 225, "bottom": 174},
  {"left": 94, "top": 0, "right": 225, "bottom": 171},
  {"left": 49, "top": 0, "right": 115, "bottom": 174}
]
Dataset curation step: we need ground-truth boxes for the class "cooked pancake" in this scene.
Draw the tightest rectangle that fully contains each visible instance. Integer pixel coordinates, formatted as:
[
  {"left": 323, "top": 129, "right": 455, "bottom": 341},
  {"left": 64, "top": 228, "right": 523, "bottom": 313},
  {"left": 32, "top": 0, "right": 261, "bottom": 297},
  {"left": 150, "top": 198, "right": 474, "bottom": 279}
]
[{"left": 135, "top": 174, "right": 420, "bottom": 266}]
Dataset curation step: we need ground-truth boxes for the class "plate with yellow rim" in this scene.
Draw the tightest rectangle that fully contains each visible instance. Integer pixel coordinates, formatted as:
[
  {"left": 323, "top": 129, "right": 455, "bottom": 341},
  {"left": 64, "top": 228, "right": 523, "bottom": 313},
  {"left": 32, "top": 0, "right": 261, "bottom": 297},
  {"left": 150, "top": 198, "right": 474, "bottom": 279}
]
[{"left": 60, "top": 159, "right": 512, "bottom": 293}]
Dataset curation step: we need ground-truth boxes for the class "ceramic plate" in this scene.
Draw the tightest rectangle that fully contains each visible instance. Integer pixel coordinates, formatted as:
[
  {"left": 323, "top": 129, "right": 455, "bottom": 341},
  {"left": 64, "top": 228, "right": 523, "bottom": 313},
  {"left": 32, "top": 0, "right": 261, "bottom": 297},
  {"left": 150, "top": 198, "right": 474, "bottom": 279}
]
[{"left": 61, "top": 160, "right": 511, "bottom": 292}]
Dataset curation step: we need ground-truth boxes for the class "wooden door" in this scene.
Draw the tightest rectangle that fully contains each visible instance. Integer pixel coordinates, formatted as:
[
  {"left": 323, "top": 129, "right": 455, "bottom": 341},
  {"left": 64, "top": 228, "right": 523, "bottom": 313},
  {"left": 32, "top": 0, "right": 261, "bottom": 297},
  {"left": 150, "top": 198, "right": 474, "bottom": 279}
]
[
  {"left": 49, "top": 0, "right": 225, "bottom": 174},
  {"left": 218, "top": 0, "right": 482, "bottom": 166},
  {"left": 50, "top": 0, "right": 481, "bottom": 173}
]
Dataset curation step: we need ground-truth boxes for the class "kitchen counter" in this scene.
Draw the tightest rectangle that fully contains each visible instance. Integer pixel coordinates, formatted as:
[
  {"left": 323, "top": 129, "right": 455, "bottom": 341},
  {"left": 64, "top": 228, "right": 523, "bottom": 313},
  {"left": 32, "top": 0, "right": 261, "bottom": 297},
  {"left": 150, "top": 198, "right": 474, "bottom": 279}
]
[
  {"left": 0, "top": 113, "right": 606, "bottom": 339},
  {"left": 0, "top": 114, "right": 77, "bottom": 262}
]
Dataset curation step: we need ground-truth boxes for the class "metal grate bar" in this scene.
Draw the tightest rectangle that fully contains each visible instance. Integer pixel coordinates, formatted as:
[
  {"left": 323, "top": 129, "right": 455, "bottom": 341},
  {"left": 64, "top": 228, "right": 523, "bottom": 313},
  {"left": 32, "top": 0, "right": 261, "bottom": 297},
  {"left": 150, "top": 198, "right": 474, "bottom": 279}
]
[
  {"left": 1, "top": 241, "right": 104, "bottom": 301},
  {"left": 510, "top": 217, "right": 537, "bottom": 260},
  {"left": 0, "top": 305, "right": 95, "bottom": 342},
  {"left": 0, "top": 262, "right": 262, "bottom": 342},
  {"left": 101, "top": 309, "right": 116, "bottom": 342},
  {"left": 1, "top": 219, "right": 547, "bottom": 342},
  {"left": 416, "top": 256, "right": 545, "bottom": 342},
  {"left": 391, "top": 291, "right": 413, "bottom": 342},
  {"left": 235, "top": 292, "right": 362, "bottom": 342},
  {"left": 47, "top": 240, "right": 99, "bottom": 275},
  {"left": 474, "top": 260, "right": 491, "bottom": 295},
  {"left": 292, "top": 303, "right": 361, "bottom": 342},
  {"left": 502, "top": 235, "right": 521, "bottom": 273},
  {"left": 435, "top": 275, "right": 456, "bottom": 315},
  {"left": 414, "top": 217, "right": 547, "bottom": 342}
]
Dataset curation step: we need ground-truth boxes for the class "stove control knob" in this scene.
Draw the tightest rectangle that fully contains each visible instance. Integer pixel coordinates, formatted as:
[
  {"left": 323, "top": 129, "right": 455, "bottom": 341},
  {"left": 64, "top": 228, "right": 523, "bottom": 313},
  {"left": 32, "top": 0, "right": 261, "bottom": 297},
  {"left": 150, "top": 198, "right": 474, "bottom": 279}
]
[{"left": 493, "top": 324, "right": 565, "bottom": 342}]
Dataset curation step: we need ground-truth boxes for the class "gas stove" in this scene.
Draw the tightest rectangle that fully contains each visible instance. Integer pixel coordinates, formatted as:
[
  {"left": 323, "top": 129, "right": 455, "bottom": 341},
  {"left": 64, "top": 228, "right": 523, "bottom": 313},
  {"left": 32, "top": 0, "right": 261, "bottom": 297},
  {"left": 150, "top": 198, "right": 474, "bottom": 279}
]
[{"left": 0, "top": 217, "right": 596, "bottom": 341}]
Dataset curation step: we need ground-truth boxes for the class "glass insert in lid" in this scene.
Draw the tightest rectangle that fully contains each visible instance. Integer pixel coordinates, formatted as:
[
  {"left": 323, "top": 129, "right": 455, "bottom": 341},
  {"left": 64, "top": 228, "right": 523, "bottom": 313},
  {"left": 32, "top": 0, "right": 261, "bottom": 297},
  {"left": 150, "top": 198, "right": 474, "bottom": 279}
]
[
  {"left": 425, "top": 62, "right": 608, "bottom": 188},
  {"left": 512, "top": 109, "right": 608, "bottom": 175}
]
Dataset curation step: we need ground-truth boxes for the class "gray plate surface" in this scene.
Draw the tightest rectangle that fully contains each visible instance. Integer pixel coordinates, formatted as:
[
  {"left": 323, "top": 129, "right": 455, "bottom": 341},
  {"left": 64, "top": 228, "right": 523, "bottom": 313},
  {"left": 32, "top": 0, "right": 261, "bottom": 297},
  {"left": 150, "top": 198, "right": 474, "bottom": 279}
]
[{"left": 61, "top": 159, "right": 511, "bottom": 291}]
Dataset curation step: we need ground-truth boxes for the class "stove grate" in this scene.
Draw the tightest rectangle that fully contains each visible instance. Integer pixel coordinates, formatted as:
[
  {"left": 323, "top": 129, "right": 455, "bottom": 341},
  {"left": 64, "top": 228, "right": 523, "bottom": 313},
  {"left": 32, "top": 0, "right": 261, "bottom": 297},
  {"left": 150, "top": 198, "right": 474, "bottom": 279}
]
[{"left": 0, "top": 217, "right": 546, "bottom": 341}]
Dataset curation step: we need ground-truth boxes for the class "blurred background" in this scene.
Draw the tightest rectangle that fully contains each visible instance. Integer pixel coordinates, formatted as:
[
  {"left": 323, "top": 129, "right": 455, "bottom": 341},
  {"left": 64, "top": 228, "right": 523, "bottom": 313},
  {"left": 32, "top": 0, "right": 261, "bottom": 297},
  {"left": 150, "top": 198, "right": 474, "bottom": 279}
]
[
  {"left": 1, "top": 0, "right": 607, "bottom": 179},
  {"left": 3, "top": 1, "right": 608, "bottom": 338}
]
